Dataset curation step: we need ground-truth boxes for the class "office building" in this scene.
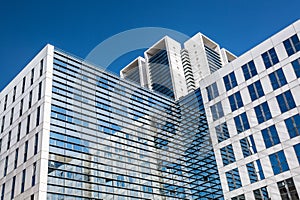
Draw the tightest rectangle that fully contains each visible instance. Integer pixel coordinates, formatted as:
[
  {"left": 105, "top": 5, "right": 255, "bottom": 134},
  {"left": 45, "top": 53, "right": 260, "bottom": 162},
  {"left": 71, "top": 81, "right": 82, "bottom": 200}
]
[{"left": 0, "top": 20, "right": 299, "bottom": 200}]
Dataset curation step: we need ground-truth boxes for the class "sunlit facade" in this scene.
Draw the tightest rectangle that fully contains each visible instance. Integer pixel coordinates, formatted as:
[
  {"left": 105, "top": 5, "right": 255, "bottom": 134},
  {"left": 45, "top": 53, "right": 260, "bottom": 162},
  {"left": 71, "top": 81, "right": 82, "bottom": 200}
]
[{"left": 0, "top": 20, "right": 300, "bottom": 200}]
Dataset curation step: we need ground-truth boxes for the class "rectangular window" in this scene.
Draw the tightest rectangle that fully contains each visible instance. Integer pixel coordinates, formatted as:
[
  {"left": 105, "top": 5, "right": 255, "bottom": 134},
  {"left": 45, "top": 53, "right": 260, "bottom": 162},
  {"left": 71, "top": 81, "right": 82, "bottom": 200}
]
[
  {"left": 226, "top": 168, "right": 242, "bottom": 191},
  {"left": 242, "top": 60, "right": 257, "bottom": 80},
  {"left": 40, "top": 59, "right": 43, "bottom": 77},
  {"left": 26, "top": 114, "right": 31, "bottom": 134},
  {"left": 206, "top": 82, "right": 219, "bottom": 101},
  {"left": 14, "top": 148, "right": 18, "bottom": 169},
  {"left": 269, "top": 150, "right": 289, "bottom": 175},
  {"left": 17, "top": 122, "right": 21, "bottom": 142},
  {"left": 28, "top": 90, "right": 33, "bottom": 109},
  {"left": 210, "top": 101, "right": 224, "bottom": 121},
  {"left": 34, "top": 133, "right": 38, "bottom": 155},
  {"left": 38, "top": 81, "right": 42, "bottom": 100},
  {"left": 1, "top": 116, "right": 5, "bottom": 133},
  {"left": 246, "top": 162, "right": 259, "bottom": 183},
  {"left": 283, "top": 34, "right": 300, "bottom": 56},
  {"left": 1, "top": 183, "right": 5, "bottom": 200},
  {"left": 0, "top": 139, "right": 2, "bottom": 153},
  {"left": 228, "top": 91, "right": 243, "bottom": 111},
  {"left": 30, "top": 68, "right": 34, "bottom": 85},
  {"left": 36, "top": 106, "right": 40, "bottom": 126},
  {"left": 276, "top": 90, "right": 296, "bottom": 113},
  {"left": 32, "top": 162, "right": 36, "bottom": 186},
  {"left": 11, "top": 176, "right": 15, "bottom": 200},
  {"left": 7, "top": 131, "right": 11, "bottom": 150},
  {"left": 4, "top": 95, "right": 8, "bottom": 111},
  {"left": 231, "top": 194, "right": 245, "bottom": 200},
  {"left": 19, "top": 99, "right": 23, "bottom": 117},
  {"left": 269, "top": 68, "right": 287, "bottom": 90},
  {"left": 22, "top": 77, "right": 26, "bottom": 94},
  {"left": 294, "top": 143, "right": 300, "bottom": 165},
  {"left": 277, "top": 178, "right": 299, "bottom": 199},
  {"left": 215, "top": 122, "right": 230, "bottom": 143},
  {"left": 253, "top": 186, "right": 269, "bottom": 200},
  {"left": 10, "top": 107, "right": 14, "bottom": 125},
  {"left": 248, "top": 80, "right": 264, "bottom": 101},
  {"left": 262, "top": 48, "right": 279, "bottom": 69},
  {"left": 21, "top": 169, "right": 26, "bottom": 193},
  {"left": 223, "top": 71, "right": 237, "bottom": 91},
  {"left": 12, "top": 86, "right": 16, "bottom": 102},
  {"left": 234, "top": 112, "right": 250, "bottom": 133},
  {"left": 261, "top": 125, "right": 280, "bottom": 148},
  {"left": 24, "top": 141, "right": 28, "bottom": 162},
  {"left": 254, "top": 102, "right": 272, "bottom": 124},
  {"left": 31, "top": 194, "right": 34, "bottom": 200},
  {"left": 256, "top": 159, "right": 265, "bottom": 180},
  {"left": 240, "top": 135, "right": 257, "bottom": 157},
  {"left": 3, "top": 156, "right": 8, "bottom": 176},
  {"left": 221, "top": 144, "right": 235, "bottom": 166},
  {"left": 291, "top": 58, "right": 300, "bottom": 78}
]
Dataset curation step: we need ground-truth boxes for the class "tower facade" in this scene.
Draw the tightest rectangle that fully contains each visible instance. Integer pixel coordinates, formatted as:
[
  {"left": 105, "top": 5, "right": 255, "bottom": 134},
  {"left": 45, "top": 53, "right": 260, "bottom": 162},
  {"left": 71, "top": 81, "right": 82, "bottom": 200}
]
[{"left": 0, "top": 19, "right": 300, "bottom": 200}]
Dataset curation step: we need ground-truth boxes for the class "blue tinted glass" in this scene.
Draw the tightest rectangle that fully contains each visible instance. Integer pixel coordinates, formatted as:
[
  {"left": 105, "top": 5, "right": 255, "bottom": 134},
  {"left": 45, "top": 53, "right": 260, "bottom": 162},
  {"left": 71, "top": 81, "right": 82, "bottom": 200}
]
[
  {"left": 223, "top": 75, "right": 230, "bottom": 91},
  {"left": 256, "top": 160, "right": 265, "bottom": 180},
  {"left": 284, "top": 39, "right": 294, "bottom": 56},
  {"left": 269, "top": 69, "right": 287, "bottom": 90},
  {"left": 241, "top": 113, "right": 250, "bottom": 130},
  {"left": 246, "top": 162, "right": 258, "bottom": 183},
  {"left": 261, "top": 125, "right": 280, "bottom": 148},
  {"left": 292, "top": 59, "right": 300, "bottom": 78},
  {"left": 249, "top": 135, "right": 257, "bottom": 153},
  {"left": 291, "top": 34, "right": 300, "bottom": 51},
  {"left": 229, "top": 95, "right": 237, "bottom": 111},
  {"left": 230, "top": 72, "right": 237, "bottom": 88},
  {"left": 242, "top": 64, "right": 250, "bottom": 80},
  {"left": 255, "top": 81, "right": 264, "bottom": 97},
  {"left": 294, "top": 143, "right": 300, "bottom": 164},
  {"left": 262, "top": 52, "right": 271, "bottom": 68},
  {"left": 285, "top": 114, "right": 300, "bottom": 138},
  {"left": 269, "top": 151, "right": 289, "bottom": 175},
  {"left": 277, "top": 91, "right": 296, "bottom": 113},
  {"left": 240, "top": 138, "right": 251, "bottom": 157},
  {"left": 269, "top": 48, "right": 279, "bottom": 65}
]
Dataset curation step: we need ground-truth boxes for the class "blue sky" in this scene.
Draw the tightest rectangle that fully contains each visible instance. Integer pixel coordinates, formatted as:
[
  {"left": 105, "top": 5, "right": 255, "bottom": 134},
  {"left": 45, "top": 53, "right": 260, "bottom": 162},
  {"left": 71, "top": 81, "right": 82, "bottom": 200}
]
[{"left": 0, "top": 0, "right": 299, "bottom": 90}]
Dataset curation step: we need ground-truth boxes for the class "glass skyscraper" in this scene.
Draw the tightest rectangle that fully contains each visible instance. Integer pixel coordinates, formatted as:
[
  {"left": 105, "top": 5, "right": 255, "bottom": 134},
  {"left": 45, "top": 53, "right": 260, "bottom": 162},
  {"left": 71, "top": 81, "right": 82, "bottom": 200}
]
[{"left": 0, "top": 20, "right": 300, "bottom": 200}]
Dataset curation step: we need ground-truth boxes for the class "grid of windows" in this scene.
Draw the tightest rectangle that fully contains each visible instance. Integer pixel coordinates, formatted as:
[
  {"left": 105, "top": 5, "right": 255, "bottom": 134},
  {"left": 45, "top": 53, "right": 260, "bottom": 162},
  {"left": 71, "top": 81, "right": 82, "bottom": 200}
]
[
  {"left": 269, "top": 150, "right": 289, "bottom": 175},
  {"left": 269, "top": 68, "right": 287, "bottom": 90},
  {"left": 242, "top": 60, "right": 257, "bottom": 80},
  {"left": 262, "top": 47, "right": 279, "bottom": 68},
  {"left": 234, "top": 112, "right": 250, "bottom": 133},
  {"left": 253, "top": 186, "right": 269, "bottom": 200},
  {"left": 226, "top": 168, "right": 242, "bottom": 191},
  {"left": 223, "top": 72, "right": 237, "bottom": 91},
  {"left": 228, "top": 91, "right": 243, "bottom": 112},
  {"left": 283, "top": 34, "right": 300, "bottom": 56},
  {"left": 261, "top": 125, "right": 280, "bottom": 148},
  {"left": 292, "top": 58, "right": 300, "bottom": 78},
  {"left": 254, "top": 102, "right": 272, "bottom": 124},
  {"left": 277, "top": 178, "right": 299, "bottom": 199},
  {"left": 240, "top": 135, "right": 257, "bottom": 157},
  {"left": 248, "top": 80, "right": 264, "bottom": 101},
  {"left": 215, "top": 122, "right": 230, "bottom": 143},
  {"left": 206, "top": 82, "right": 219, "bottom": 101},
  {"left": 46, "top": 52, "right": 224, "bottom": 199},
  {"left": 221, "top": 144, "right": 235, "bottom": 166},
  {"left": 210, "top": 101, "right": 224, "bottom": 121},
  {"left": 276, "top": 90, "right": 296, "bottom": 113}
]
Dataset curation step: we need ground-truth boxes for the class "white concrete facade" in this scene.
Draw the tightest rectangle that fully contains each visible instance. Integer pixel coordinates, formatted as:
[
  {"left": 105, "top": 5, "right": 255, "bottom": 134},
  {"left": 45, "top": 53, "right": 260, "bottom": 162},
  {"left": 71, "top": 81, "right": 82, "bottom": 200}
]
[
  {"left": 199, "top": 19, "right": 300, "bottom": 199},
  {"left": 0, "top": 45, "right": 54, "bottom": 200}
]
